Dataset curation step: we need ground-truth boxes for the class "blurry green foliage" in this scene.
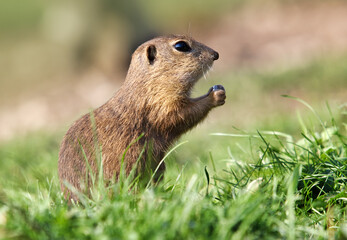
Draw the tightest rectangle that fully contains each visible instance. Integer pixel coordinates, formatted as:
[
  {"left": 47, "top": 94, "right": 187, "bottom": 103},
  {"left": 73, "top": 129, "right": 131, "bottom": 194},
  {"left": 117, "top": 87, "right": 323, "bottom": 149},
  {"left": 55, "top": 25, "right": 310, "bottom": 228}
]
[{"left": 0, "top": 0, "right": 45, "bottom": 35}]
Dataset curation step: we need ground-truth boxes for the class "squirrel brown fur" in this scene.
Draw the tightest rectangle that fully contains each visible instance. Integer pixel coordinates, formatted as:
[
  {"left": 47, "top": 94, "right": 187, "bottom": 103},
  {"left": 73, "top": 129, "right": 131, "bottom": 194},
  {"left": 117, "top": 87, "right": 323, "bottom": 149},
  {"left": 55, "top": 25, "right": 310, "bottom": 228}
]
[{"left": 58, "top": 35, "right": 225, "bottom": 201}]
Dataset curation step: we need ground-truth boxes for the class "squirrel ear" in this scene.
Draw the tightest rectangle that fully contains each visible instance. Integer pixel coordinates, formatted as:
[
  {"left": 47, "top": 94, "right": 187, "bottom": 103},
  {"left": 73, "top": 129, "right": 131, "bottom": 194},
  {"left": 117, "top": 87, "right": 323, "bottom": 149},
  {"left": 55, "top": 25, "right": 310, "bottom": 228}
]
[{"left": 146, "top": 45, "right": 157, "bottom": 64}]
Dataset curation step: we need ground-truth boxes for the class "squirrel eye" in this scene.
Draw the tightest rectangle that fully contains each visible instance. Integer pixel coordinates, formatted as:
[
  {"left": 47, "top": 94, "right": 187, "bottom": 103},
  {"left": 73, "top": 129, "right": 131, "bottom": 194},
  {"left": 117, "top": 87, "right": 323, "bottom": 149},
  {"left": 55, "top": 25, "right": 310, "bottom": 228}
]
[{"left": 173, "top": 41, "right": 191, "bottom": 52}]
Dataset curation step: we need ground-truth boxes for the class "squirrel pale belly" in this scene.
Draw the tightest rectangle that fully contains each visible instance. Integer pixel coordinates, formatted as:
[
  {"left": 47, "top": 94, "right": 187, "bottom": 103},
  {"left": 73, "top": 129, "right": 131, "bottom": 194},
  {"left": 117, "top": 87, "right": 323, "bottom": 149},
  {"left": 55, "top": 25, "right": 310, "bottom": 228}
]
[{"left": 58, "top": 35, "right": 226, "bottom": 201}]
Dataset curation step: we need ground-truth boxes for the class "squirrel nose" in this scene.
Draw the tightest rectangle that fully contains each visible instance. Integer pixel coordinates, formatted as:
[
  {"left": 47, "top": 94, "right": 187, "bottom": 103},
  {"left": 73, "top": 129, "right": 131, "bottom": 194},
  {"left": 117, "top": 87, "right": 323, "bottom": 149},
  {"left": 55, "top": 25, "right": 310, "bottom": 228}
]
[{"left": 212, "top": 51, "right": 219, "bottom": 61}]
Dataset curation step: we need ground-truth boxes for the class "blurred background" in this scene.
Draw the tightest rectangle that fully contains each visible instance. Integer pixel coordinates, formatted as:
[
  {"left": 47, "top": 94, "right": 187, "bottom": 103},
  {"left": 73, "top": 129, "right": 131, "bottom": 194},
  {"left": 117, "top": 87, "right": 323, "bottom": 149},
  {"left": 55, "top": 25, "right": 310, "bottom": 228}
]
[{"left": 0, "top": 0, "right": 346, "bottom": 143}]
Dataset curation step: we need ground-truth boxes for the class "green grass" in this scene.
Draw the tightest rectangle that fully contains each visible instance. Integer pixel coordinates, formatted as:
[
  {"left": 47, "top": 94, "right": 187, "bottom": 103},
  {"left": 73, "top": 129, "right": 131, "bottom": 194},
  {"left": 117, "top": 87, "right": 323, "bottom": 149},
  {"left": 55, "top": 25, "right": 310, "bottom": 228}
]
[{"left": 0, "top": 100, "right": 346, "bottom": 239}]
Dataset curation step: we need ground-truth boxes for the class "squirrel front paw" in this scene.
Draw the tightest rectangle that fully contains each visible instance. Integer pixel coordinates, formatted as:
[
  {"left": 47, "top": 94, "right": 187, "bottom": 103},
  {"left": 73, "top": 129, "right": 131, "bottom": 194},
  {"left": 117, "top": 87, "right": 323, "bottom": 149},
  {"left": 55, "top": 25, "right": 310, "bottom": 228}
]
[{"left": 208, "top": 85, "right": 226, "bottom": 107}]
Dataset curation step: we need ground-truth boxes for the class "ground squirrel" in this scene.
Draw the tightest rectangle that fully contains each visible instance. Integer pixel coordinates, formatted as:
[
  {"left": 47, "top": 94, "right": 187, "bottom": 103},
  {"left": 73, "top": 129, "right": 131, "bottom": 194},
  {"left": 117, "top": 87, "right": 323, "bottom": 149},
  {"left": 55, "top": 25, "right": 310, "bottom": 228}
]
[{"left": 58, "top": 35, "right": 225, "bottom": 201}]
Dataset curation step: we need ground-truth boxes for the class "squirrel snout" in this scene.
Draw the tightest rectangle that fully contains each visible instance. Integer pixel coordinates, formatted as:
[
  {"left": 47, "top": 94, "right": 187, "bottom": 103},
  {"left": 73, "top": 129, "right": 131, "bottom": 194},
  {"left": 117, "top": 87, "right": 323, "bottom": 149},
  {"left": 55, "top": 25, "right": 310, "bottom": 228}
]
[{"left": 212, "top": 51, "right": 219, "bottom": 61}]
